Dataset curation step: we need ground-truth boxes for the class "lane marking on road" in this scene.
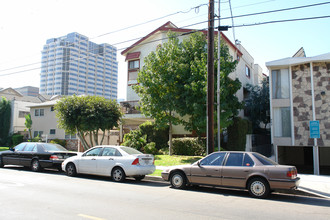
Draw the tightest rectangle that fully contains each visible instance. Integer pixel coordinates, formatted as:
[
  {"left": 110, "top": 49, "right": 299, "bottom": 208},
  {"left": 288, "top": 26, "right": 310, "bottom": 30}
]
[{"left": 78, "top": 214, "right": 106, "bottom": 220}]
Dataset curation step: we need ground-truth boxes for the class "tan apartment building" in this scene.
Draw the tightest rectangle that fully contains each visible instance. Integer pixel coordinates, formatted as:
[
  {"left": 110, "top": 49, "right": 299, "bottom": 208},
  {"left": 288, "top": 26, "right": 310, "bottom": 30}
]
[
  {"left": 120, "top": 21, "right": 264, "bottom": 138},
  {"left": 266, "top": 51, "right": 330, "bottom": 175}
]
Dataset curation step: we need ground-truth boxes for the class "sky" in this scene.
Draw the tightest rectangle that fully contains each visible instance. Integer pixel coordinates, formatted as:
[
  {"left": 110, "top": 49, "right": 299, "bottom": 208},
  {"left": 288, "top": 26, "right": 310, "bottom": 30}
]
[{"left": 0, "top": 0, "right": 329, "bottom": 100}]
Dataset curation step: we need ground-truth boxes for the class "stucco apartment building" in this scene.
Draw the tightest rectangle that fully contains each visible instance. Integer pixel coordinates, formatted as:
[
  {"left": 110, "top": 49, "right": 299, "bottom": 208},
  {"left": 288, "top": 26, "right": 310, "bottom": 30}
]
[
  {"left": 266, "top": 50, "right": 330, "bottom": 175},
  {"left": 120, "top": 21, "right": 264, "bottom": 137}
]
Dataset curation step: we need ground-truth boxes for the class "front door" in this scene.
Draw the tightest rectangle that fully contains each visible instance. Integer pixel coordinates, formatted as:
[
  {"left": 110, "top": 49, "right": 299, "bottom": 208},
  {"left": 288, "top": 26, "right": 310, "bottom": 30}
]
[
  {"left": 3, "top": 143, "right": 26, "bottom": 165},
  {"left": 189, "top": 152, "right": 226, "bottom": 186},
  {"left": 78, "top": 147, "right": 102, "bottom": 174}
]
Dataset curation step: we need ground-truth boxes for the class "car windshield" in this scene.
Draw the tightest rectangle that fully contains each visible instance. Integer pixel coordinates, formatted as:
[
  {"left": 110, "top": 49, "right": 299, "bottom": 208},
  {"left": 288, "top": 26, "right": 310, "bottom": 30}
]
[
  {"left": 42, "top": 143, "right": 67, "bottom": 152},
  {"left": 252, "top": 153, "right": 278, "bottom": 165},
  {"left": 120, "top": 146, "right": 142, "bottom": 155}
]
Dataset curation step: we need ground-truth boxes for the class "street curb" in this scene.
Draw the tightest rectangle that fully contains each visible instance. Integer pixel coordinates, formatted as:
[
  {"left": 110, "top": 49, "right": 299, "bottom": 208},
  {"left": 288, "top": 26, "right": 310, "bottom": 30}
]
[{"left": 145, "top": 175, "right": 326, "bottom": 199}]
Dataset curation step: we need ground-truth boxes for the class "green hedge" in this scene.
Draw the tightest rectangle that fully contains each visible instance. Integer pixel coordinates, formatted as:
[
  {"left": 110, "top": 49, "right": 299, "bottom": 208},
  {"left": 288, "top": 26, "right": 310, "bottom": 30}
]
[
  {"left": 172, "top": 138, "right": 206, "bottom": 156},
  {"left": 50, "top": 139, "right": 67, "bottom": 147},
  {"left": 227, "top": 117, "right": 251, "bottom": 151},
  {"left": 12, "top": 134, "right": 24, "bottom": 146}
]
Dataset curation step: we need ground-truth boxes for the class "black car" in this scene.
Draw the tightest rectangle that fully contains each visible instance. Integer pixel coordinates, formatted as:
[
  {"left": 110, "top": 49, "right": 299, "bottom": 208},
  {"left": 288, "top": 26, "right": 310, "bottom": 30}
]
[{"left": 0, "top": 142, "right": 77, "bottom": 172}]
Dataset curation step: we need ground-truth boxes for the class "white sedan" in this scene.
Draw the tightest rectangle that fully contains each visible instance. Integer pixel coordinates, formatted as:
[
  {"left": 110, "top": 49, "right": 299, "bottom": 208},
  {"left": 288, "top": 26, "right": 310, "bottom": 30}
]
[{"left": 62, "top": 145, "right": 155, "bottom": 182}]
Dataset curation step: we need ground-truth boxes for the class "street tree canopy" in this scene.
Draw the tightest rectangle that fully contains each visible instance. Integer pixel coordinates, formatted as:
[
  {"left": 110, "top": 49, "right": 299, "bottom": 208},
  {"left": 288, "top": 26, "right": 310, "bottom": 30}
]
[
  {"left": 134, "top": 32, "right": 242, "bottom": 153},
  {"left": 55, "top": 95, "right": 122, "bottom": 151},
  {"left": 0, "top": 97, "right": 11, "bottom": 146},
  {"left": 245, "top": 78, "right": 270, "bottom": 131}
]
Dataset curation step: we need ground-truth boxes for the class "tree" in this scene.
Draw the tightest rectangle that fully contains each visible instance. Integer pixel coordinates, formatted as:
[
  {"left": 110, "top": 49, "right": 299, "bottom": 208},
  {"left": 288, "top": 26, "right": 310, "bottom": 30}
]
[
  {"left": 244, "top": 78, "right": 270, "bottom": 131},
  {"left": 24, "top": 114, "right": 32, "bottom": 140},
  {"left": 134, "top": 32, "right": 242, "bottom": 154},
  {"left": 134, "top": 33, "right": 183, "bottom": 155},
  {"left": 55, "top": 95, "right": 122, "bottom": 151},
  {"left": 0, "top": 97, "right": 11, "bottom": 146},
  {"left": 176, "top": 32, "right": 242, "bottom": 135}
]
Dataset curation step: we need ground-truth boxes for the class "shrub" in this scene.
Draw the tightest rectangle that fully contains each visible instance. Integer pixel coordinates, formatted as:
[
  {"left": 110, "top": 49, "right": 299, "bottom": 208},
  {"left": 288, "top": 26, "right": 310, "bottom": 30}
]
[
  {"left": 122, "top": 130, "right": 147, "bottom": 152},
  {"left": 227, "top": 117, "right": 250, "bottom": 151},
  {"left": 144, "top": 142, "right": 158, "bottom": 155},
  {"left": 172, "top": 138, "right": 206, "bottom": 156},
  {"left": 32, "top": 135, "right": 42, "bottom": 143},
  {"left": 50, "top": 139, "right": 66, "bottom": 147},
  {"left": 139, "top": 121, "right": 168, "bottom": 150},
  {"left": 12, "top": 134, "right": 24, "bottom": 146}
]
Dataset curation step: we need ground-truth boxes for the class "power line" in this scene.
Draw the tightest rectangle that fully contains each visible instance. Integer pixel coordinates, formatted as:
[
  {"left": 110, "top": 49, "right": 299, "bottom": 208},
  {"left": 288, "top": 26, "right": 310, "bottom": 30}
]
[
  {"left": 232, "top": 15, "right": 330, "bottom": 28},
  {"left": 1, "top": 1, "right": 330, "bottom": 77}
]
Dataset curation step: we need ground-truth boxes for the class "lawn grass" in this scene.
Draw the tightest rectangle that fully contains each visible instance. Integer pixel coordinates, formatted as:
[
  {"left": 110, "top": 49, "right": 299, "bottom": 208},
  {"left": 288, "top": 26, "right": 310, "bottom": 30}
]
[
  {"left": 0, "top": 147, "right": 9, "bottom": 152},
  {"left": 154, "top": 155, "right": 202, "bottom": 166},
  {"left": 150, "top": 155, "right": 202, "bottom": 177}
]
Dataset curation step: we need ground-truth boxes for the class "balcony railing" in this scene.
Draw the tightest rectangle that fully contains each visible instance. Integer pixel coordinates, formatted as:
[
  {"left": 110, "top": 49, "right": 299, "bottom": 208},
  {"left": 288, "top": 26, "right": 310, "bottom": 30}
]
[{"left": 120, "top": 101, "right": 141, "bottom": 114}]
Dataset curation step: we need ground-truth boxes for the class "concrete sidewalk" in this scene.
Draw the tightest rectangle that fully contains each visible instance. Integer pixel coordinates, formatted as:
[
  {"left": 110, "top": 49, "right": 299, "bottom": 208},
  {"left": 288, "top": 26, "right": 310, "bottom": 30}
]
[
  {"left": 297, "top": 174, "right": 330, "bottom": 199},
  {"left": 149, "top": 166, "right": 330, "bottom": 199}
]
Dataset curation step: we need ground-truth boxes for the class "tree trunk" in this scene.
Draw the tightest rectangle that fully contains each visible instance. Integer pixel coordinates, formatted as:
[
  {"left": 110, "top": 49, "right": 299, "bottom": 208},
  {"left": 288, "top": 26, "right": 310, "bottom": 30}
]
[
  {"left": 77, "top": 131, "right": 89, "bottom": 151},
  {"left": 89, "top": 132, "right": 94, "bottom": 147},
  {"left": 93, "top": 131, "right": 99, "bottom": 146},
  {"left": 100, "top": 130, "right": 106, "bottom": 145}
]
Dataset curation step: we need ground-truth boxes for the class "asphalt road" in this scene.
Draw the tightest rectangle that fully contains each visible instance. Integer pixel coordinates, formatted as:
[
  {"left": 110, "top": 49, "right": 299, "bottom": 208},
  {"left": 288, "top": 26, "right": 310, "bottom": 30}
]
[{"left": 0, "top": 167, "right": 329, "bottom": 220}]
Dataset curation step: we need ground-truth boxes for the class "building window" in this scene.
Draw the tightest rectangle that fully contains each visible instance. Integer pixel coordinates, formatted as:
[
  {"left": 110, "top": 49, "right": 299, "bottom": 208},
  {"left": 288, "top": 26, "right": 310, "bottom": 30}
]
[
  {"left": 245, "top": 66, "right": 251, "bottom": 78},
  {"left": 50, "top": 129, "right": 56, "bottom": 135},
  {"left": 273, "top": 107, "right": 291, "bottom": 137},
  {"left": 272, "top": 69, "right": 290, "bottom": 99},
  {"left": 35, "top": 109, "right": 39, "bottom": 116},
  {"left": 34, "top": 109, "right": 45, "bottom": 116},
  {"left": 65, "top": 132, "right": 77, "bottom": 139},
  {"left": 51, "top": 106, "right": 55, "bottom": 111},
  {"left": 128, "top": 60, "right": 139, "bottom": 69},
  {"left": 19, "top": 111, "right": 30, "bottom": 118},
  {"left": 128, "top": 71, "right": 138, "bottom": 81},
  {"left": 33, "top": 131, "right": 43, "bottom": 138}
]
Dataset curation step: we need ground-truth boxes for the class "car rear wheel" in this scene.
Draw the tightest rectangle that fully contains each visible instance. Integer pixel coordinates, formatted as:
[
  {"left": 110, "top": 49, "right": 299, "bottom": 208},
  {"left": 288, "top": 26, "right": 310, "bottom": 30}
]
[
  {"left": 248, "top": 177, "right": 270, "bottom": 199},
  {"left": 112, "top": 167, "right": 126, "bottom": 182},
  {"left": 134, "top": 175, "right": 145, "bottom": 181},
  {"left": 170, "top": 171, "right": 187, "bottom": 189},
  {"left": 66, "top": 163, "right": 77, "bottom": 177},
  {"left": 31, "top": 159, "right": 42, "bottom": 172}
]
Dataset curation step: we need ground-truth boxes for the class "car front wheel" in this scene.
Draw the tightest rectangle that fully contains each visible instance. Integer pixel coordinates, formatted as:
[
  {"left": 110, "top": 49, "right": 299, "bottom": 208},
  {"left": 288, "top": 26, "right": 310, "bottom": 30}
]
[
  {"left": 248, "top": 177, "right": 270, "bottom": 199},
  {"left": 170, "top": 171, "right": 187, "bottom": 189},
  {"left": 112, "top": 167, "right": 126, "bottom": 182},
  {"left": 66, "top": 163, "right": 77, "bottom": 177},
  {"left": 31, "top": 159, "right": 42, "bottom": 172}
]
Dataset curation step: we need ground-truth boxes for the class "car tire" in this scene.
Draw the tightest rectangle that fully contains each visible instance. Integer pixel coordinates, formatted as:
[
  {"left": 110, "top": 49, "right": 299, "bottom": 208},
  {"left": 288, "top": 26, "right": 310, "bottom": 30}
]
[
  {"left": 112, "top": 167, "right": 126, "bottom": 182},
  {"left": 248, "top": 177, "right": 270, "bottom": 199},
  {"left": 66, "top": 163, "right": 77, "bottom": 177},
  {"left": 31, "top": 159, "right": 42, "bottom": 172},
  {"left": 170, "top": 171, "right": 187, "bottom": 189},
  {"left": 0, "top": 156, "right": 4, "bottom": 168},
  {"left": 134, "top": 175, "right": 145, "bottom": 181}
]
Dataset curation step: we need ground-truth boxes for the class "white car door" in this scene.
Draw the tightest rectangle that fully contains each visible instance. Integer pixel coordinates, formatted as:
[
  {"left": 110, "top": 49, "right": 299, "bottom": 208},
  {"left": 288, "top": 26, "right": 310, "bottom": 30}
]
[
  {"left": 96, "top": 147, "right": 120, "bottom": 175},
  {"left": 78, "top": 147, "right": 103, "bottom": 174}
]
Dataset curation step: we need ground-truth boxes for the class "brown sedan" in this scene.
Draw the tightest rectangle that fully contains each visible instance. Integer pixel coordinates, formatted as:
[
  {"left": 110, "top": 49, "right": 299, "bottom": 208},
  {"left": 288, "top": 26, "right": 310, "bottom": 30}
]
[{"left": 161, "top": 151, "right": 300, "bottom": 198}]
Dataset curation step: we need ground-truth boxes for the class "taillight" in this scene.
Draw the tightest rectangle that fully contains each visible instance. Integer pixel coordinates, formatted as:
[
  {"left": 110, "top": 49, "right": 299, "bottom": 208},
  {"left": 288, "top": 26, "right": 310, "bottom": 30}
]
[
  {"left": 50, "top": 155, "right": 59, "bottom": 160},
  {"left": 132, "top": 158, "right": 140, "bottom": 165},
  {"left": 287, "top": 169, "right": 297, "bottom": 178}
]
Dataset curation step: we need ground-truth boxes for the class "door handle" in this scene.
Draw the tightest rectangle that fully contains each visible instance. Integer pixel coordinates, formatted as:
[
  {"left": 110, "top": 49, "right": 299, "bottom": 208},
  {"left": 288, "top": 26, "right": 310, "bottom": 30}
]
[
  {"left": 243, "top": 170, "right": 249, "bottom": 172},
  {"left": 109, "top": 158, "right": 114, "bottom": 160},
  {"left": 91, "top": 158, "right": 96, "bottom": 160}
]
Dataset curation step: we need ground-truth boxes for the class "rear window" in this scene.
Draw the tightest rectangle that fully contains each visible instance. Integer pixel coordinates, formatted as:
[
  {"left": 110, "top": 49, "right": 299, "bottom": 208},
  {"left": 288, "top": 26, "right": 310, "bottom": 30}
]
[
  {"left": 120, "top": 146, "right": 142, "bottom": 155},
  {"left": 42, "top": 143, "right": 67, "bottom": 152},
  {"left": 252, "top": 153, "right": 278, "bottom": 165}
]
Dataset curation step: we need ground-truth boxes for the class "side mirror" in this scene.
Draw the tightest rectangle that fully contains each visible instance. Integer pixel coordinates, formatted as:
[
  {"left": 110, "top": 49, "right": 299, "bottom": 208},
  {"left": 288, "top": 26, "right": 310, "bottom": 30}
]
[
  {"left": 10, "top": 148, "right": 15, "bottom": 152},
  {"left": 197, "top": 161, "right": 201, "bottom": 167}
]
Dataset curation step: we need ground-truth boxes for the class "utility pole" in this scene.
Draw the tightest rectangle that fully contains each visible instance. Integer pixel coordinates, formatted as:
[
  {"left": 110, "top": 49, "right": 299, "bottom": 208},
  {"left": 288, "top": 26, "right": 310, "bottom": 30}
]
[
  {"left": 207, "top": 0, "right": 215, "bottom": 154},
  {"left": 217, "top": 0, "right": 221, "bottom": 151}
]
